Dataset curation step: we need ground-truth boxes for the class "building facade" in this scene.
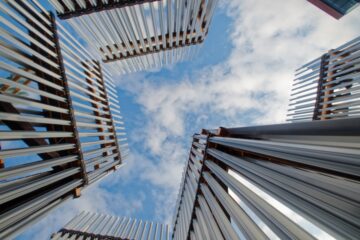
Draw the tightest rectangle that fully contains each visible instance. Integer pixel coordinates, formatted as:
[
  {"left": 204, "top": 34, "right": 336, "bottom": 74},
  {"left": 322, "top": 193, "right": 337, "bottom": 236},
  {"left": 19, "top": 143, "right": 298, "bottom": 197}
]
[
  {"left": 172, "top": 118, "right": 360, "bottom": 239},
  {"left": 0, "top": 1, "right": 127, "bottom": 238},
  {"left": 51, "top": 212, "right": 170, "bottom": 240},
  {"left": 287, "top": 36, "right": 360, "bottom": 122},
  {"left": 307, "top": 0, "right": 360, "bottom": 19},
  {"left": 48, "top": 0, "right": 218, "bottom": 73}
]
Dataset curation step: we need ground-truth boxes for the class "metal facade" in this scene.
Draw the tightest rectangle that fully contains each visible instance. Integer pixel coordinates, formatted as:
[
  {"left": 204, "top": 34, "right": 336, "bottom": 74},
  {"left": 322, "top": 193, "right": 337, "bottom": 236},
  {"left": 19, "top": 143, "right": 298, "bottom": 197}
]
[
  {"left": 307, "top": 0, "right": 360, "bottom": 19},
  {"left": 51, "top": 211, "right": 170, "bottom": 240},
  {"left": 172, "top": 118, "right": 360, "bottom": 240},
  {"left": 0, "top": 1, "right": 127, "bottom": 238},
  {"left": 48, "top": 0, "right": 218, "bottom": 73},
  {"left": 287, "top": 36, "right": 360, "bottom": 122}
]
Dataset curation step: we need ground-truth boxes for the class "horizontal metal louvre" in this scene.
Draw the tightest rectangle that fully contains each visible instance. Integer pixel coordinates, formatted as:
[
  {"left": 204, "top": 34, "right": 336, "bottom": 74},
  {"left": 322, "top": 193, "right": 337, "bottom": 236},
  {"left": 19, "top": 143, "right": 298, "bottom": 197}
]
[
  {"left": 172, "top": 118, "right": 360, "bottom": 240},
  {"left": 48, "top": 0, "right": 218, "bottom": 74},
  {"left": 0, "top": 1, "right": 85, "bottom": 238},
  {"left": 288, "top": 36, "right": 360, "bottom": 122},
  {"left": 51, "top": 211, "right": 170, "bottom": 240},
  {"left": 172, "top": 134, "right": 206, "bottom": 240},
  {"left": 0, "top": 1, "right": 127, "bottom": 238},
  {"left": 57, "top": 17, "right": 127, "bottom": 178}
]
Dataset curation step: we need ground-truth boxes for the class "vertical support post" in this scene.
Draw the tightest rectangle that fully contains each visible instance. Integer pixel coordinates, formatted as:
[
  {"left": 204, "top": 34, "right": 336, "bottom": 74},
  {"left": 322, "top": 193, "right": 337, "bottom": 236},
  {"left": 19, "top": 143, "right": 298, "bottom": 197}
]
[
  {"left": 320, "top": 50, "right": 335, "bottom": 120},
  {"left": 95, "top": 62, "right": 122, "bottom": 163},
  {"left": 312, "top": 54, "right": 328, "bottom": 120},
  {"left": 50, "top": 13, "right": 88, "bottom": 186},
  {"left": 184, "top": 130, "right": 213, "bottom": 240},
  {"left": 82, "top": 61, "right": 107, "bottom": 159}
]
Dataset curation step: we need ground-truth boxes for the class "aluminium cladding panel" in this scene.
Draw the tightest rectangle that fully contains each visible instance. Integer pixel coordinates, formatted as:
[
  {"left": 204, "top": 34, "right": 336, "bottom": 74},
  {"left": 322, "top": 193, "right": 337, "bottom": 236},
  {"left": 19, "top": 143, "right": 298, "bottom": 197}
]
[
  {"left": 48, "top": 0, "right": 218, "bottom": 74},
  {"left": 0, "top": 0, "right": 126, "bottom": 239},
  {"left": 51, "top": 211, "right": 170, "bottom": 240},
  {"left": 171, "top": 134, "right": 207, "bottom": 240},
  {"left": 287, "top": 35, "right": 360, "bottom": 122},
  {"left": 56, "top": 18, "right": 127, "bottom": 183},
  {"left": 172, "top": 118, "right": 360, "bottom": 240},
  {"left": 0, "top": 1, "right": 84, "bottom": 239}
]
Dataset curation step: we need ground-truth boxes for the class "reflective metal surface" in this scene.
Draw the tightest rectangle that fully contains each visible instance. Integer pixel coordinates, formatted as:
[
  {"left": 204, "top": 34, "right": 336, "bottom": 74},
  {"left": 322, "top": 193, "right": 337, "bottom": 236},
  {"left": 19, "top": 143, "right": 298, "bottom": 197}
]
[
  {"left": 172, "top": 119, "right": 360, "bottom": 240},
  {"left": 0, "top": 1, "right": 127, "bottom": 238},
  {"left": 48, "top": 0, "right": 218, "bottom": 73},
  {"left": 288, "top": 36, "right": 360, "bottom": 122},
  {"left": 51, "top": 212, "right": 170, "bottom": 240}
]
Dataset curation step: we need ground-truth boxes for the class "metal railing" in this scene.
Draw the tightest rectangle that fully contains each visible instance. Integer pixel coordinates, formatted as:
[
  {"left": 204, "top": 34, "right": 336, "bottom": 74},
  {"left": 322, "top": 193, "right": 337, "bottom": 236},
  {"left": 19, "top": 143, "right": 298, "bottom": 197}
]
[
  {"left": 48, "top": 0, "right": 218, "bottom": 73},
  {"left": 0, "top": 1, "right": 127, "bottom": 238},
  {"left": 172, "top": 118, "right": 360, "bottom": 240},
  {"left": 287, "top": 36, "right": 360, "bottom": 122},
  {"left": 51, "top": 211, "right": 170, "bottom": 240}
]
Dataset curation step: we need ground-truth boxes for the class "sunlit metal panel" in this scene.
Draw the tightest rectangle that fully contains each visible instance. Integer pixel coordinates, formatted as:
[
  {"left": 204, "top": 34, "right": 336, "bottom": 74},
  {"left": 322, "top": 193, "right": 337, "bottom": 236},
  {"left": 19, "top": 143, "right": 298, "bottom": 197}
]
[
  {"left": 51, "top": 211, "right": 170, "bottom": 240},
  {"left": 172, "top": 118, "right": 360, "bottom": 240},
  {"left": 0, "top": 1, "right": 127, "bottom": 238},
  {"left": 287, "top": 36, "right": 360, "bottom": 122},
  {"left": 48, "top": 0, "right": 218, "bottom": 73}
]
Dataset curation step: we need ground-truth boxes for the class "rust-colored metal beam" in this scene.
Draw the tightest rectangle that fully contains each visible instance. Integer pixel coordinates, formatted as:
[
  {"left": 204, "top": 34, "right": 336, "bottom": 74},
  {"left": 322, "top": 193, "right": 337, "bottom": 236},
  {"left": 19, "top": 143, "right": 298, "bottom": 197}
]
[
  {"left": 103, "top": 36, "right": 204, "bottom": 63},
  {"left": 319, "top": 51, "right": 335, "bottom": 120},
  {"left": 312, "top": 54, "right": 328, "bottom": 120},
  {"left": 57, "top": 0, "right": 161, "bottom": 19}
]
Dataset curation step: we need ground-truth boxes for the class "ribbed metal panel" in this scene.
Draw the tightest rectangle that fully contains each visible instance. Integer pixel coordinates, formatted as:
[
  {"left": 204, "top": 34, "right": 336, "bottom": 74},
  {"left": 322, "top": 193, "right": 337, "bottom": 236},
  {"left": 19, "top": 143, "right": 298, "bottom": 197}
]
[
  {"left": 0, "top": 2, "right": 83, "bottom": 238},
  {"left": 57, "top": 20, "right": 128, "bottom": 180},
  {"left": 172, "top": 118, "right": 360, "bottom": 240},
  {"left": 51, "top": 211, "right": 170, "bottom": 240},
  {"left": 288, "top": 36, "right": 360, "bottom": 122},
  {"left": 48, "top": 0, "right": 218, "bottom": 73},
  {"left": 0, "top": 1, "right": 127, "bottom": 238},
  {"left": 172, "top": 133, "right": 206, "bottom": 240}
]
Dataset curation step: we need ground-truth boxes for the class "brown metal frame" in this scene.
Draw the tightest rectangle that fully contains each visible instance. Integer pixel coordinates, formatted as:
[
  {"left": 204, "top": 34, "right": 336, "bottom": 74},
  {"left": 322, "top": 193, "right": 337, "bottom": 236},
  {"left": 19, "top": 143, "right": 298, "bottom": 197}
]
[
  {"left": 54, "top": 229, "right": 125, "bottom": 240},
  {"left": 96, "top": 62, "right": 122, "bottom": 163},
  {"left": 102, "top": 34, "right": 204, "bottom": 63},
  {"left": 82, "top": 61, "right": 108, "bottom": 167},
  {"left": 172, "top": 118, "right": 360, "bottom": 240},
  {"left": 50, "top": 12, "right": 89, "bottom": 185},
  {"left": 288, "top": 36, "right": 360, "bottom": 122},
  {"left": 312, "top": 54, "right": 328, "bottom": 120},
  {"left": 56, "top": 0, "right": 161, "bottom": 19},
  {"left": 0, "top": 1, "right": 125, "bottom": 237},
  {"left": 0, "top": 2, "right": 85, "bottom": 238}
]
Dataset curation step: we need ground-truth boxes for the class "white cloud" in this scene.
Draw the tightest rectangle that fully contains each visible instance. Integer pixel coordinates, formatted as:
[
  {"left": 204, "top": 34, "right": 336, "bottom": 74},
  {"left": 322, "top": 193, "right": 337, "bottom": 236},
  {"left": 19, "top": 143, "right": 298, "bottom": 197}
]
[
  {"left": 18, "top": 174, "right": 146, "bottom": 240},
  {"left": 17, "top": 1, "right": 360, "bottom": 239},
  {"left": 111, "top": 0, "right": 360, "bottom": 230}
]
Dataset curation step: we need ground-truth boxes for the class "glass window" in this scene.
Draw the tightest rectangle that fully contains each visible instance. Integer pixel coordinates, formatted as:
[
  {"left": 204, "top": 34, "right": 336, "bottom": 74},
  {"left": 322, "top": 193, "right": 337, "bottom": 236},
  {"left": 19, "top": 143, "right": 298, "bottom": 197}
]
[{"left": 322, "top": 0, "right": 360, "bottom": 14}]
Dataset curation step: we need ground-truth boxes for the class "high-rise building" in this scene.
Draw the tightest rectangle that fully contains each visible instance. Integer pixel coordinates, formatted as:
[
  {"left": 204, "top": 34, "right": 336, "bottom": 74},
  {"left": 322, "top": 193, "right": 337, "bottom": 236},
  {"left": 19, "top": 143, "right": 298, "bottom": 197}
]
[
  {"left": 47, "top": 0, "right": 218, "bottom": 73},
  {"left": 0, "top": 1, "right": 127, "bottom": 238},
  {"left": 172, "top": 118, "right": 360, "bottom": 240},
  {"left": 307, "top": 0, "right": 360, "bottom": 19},
  {"left": 51, "top": 211, "right": 170, "bottom": 240},
  {"left": 287, "top": 36, "right": 360, "bottom": 122}
]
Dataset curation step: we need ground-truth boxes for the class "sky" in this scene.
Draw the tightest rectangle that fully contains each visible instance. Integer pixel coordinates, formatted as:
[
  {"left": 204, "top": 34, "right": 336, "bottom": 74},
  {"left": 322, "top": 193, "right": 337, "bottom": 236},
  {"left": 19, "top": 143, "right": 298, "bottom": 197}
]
[{"left": 17, "top": 0, "right": 360, "bottom": 239}]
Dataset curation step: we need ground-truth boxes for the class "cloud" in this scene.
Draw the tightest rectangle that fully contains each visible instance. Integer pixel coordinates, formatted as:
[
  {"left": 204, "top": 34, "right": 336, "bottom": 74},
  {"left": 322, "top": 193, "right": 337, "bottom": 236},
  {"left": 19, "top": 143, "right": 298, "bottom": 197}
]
[
  {"left": 17, "top": 173, "right": 146, "bottom": 240},
  {"left": 16, "top": 1, "right": 360, "bottom": 239},
  {"left": 110, "top": 0, "right": 360, "bottom": 231}
]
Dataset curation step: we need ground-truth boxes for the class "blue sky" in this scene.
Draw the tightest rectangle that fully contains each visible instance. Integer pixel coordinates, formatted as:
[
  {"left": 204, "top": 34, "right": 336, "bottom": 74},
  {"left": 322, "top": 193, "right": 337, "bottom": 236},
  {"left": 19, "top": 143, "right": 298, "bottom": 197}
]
[{"left": 16, "top": 1, "right": 360, "bottom": 239}]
